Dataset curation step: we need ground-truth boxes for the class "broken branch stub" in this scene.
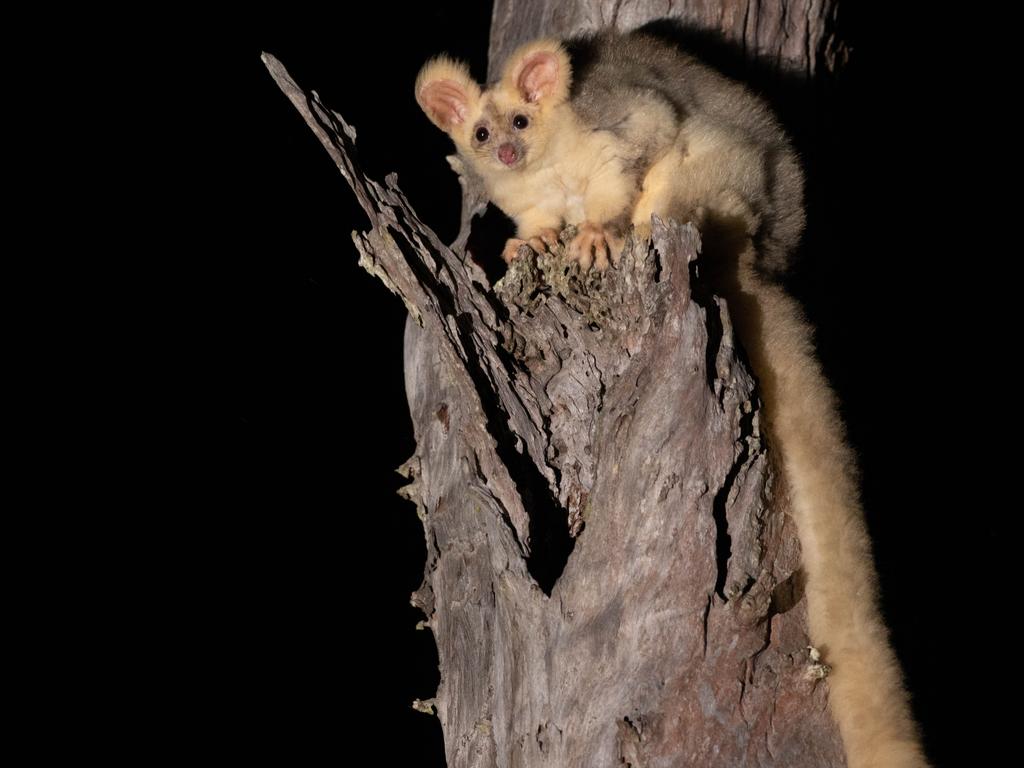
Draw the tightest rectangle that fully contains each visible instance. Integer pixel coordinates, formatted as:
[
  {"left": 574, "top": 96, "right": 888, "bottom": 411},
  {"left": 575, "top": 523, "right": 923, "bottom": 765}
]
[{"left": 264, "top": 53, "right": 846, "bottom": 767}]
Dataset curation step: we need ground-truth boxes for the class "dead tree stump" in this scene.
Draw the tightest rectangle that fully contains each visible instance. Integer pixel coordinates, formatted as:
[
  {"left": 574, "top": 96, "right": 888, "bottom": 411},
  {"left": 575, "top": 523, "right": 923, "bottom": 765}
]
[{"left": 264, "top": 22, "right": 847, "bottom": 759}]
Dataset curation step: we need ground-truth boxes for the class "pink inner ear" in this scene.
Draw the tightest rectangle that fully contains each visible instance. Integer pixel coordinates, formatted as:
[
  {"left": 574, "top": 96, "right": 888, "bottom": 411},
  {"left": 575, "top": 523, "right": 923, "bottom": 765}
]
[
  {"left": 517, "top": 52, "right": 560, "bottom": 103},
  {"left": 420, "top": 80, "right": 469, "bottom": 128}
]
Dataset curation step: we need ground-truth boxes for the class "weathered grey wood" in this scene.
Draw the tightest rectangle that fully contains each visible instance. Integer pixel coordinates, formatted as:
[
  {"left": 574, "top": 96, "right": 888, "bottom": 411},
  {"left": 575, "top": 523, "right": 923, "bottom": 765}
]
[
  {"left": 264, "top": 36, "right": 847, "bottom": 764},
  {"left": 489, "top": 0, "right": 844, "bottom": 81}
]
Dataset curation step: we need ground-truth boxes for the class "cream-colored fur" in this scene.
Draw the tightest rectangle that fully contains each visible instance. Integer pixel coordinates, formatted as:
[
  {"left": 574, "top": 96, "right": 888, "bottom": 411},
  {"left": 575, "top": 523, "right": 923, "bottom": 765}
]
[
  {"left": 416, "top": 31, "right": 929, "bottom": 767},
  {"left": 416, "top": 39, "right": 638, "bottom": 265},
  {"left": 720, "top": 251, "right": 930, "bottom": 768}
]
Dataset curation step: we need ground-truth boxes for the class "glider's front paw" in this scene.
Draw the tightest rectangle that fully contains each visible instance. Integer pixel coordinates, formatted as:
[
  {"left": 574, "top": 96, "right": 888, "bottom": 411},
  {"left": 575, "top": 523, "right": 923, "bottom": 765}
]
[
  {"left": 502, "top": 228, "right": 560, "bottom": 263},
  {"left": 568, "top": 222, "right": 624, "bottom": 271}
]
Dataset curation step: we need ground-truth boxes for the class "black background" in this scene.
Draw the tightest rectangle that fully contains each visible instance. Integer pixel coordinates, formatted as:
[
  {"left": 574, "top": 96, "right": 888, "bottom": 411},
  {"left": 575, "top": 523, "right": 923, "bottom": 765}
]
[{"left": 200, "top": 4, "right": 991, "bottom": 764}]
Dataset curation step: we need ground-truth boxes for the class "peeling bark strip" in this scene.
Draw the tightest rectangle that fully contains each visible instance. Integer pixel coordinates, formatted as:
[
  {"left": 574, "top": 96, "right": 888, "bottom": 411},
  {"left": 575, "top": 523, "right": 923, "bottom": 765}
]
[{"left": 264, "top": 55, "right": 846, "bottom": 767}]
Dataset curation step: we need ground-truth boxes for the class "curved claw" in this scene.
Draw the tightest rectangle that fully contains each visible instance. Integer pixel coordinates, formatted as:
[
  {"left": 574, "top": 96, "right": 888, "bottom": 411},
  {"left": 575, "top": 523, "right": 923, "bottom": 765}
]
[
  {"left": 539, "top": 228, "right": 560, "bottom": 249},
  {"left": 527, "top": 227, "right": 561, "bottom": 254}
]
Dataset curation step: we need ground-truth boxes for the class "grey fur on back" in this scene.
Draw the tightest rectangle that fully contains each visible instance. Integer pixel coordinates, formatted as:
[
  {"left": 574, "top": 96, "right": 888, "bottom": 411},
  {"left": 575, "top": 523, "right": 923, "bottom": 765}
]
[{"left": 566, "top": 31, "right": 805, "bottom": 274}]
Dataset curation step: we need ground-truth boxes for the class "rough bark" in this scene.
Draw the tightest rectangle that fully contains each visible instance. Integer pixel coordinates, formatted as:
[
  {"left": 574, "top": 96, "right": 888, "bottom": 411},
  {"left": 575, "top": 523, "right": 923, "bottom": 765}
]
[
  {"left": 264, "top": 25, "right": 847, "bottom": 764},
  {"left": 489, "top": 0, "right": 846, "bottom": 82}
]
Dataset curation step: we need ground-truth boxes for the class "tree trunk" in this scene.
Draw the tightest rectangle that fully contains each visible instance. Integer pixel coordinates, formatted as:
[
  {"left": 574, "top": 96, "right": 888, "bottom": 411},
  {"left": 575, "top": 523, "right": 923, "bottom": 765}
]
[
  {"left": 264, "top": 2, "right": 849, "bottom": 764},
  {"left": 489, "top": 0, "right": 846, "bottom": 81}
]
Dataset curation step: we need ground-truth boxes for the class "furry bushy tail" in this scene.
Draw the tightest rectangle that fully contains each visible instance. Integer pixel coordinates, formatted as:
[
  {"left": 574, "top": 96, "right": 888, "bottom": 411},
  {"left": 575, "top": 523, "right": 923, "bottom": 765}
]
[{"left": 730, "top": 255, "right": 930, "bottom": 768}]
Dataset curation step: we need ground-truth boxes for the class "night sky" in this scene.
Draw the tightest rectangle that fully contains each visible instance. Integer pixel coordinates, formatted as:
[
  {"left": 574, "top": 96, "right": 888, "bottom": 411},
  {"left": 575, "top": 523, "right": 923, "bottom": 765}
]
[{"left": 203, "top": 4, "right": 988, "bottom": 764}]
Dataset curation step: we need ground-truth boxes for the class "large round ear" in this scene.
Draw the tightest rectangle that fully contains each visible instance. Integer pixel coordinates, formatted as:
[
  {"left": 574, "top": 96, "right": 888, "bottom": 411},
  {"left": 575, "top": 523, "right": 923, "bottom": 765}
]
[
  {"left": 415, "top": 56, "right": 481, "bottom": 134},
  {"left": 500, "top": 39, "right": 572, "bottom": 106}
]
